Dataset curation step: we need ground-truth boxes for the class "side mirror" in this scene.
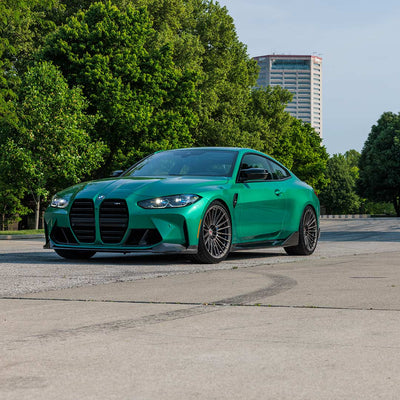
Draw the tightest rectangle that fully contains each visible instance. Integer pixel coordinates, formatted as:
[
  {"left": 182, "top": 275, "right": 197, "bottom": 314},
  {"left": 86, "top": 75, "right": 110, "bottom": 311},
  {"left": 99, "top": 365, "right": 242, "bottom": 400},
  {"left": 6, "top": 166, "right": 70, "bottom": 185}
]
[
  {"left": 110, "top": 170, "right": 124, "bottom": 177},
  {"left": 239, "top": 168, "right": 269, "bottom": 182}
]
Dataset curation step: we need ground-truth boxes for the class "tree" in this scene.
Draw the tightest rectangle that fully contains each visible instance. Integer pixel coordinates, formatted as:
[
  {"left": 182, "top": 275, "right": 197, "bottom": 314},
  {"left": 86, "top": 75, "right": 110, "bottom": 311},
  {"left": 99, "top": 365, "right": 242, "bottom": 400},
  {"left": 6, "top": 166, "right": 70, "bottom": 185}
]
[
  {"left": 0, "top": 183, "right": 29, "bottom": 231},
  {"left": 271, "top": 118, "right": 329, "bottom": 193},
  {"left": 54, "top": 0, "right": 261, "bottom": 151},
  {"left": 0, "top": 0, "right": 63, "bottom": 111},
  {"left": 0, "top": 61, "right": 106, "bottom": 229},
  {"left": 237, "top": 85, "right": 293, "bottom": 153},
  {"left": 41, "top": 1, "right": 198, "bottom": 172},
  {"left": 358, "top": 112, "right": 400, "bottom": 216},
  {"left": 319, "top": 153, "right": 360, "bottom": 214}
]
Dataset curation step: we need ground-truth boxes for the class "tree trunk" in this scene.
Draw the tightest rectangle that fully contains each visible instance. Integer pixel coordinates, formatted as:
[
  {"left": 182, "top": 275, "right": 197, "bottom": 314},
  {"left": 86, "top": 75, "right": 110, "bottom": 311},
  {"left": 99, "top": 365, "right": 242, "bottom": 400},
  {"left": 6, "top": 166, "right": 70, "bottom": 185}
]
[
  {"left": 35, "top": 195, "right": 40, "bottom": 230},
  {"left": 394, "top": 196, "right": 400, "bottom": 217}
]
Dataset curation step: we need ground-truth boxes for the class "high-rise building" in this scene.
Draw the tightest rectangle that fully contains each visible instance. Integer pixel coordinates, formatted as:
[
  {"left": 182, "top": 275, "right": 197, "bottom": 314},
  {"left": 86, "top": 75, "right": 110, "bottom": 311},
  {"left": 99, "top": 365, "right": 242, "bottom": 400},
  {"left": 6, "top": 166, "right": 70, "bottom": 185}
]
[{"left": 253, "top": 54, "right": 322, "bottom": 137}]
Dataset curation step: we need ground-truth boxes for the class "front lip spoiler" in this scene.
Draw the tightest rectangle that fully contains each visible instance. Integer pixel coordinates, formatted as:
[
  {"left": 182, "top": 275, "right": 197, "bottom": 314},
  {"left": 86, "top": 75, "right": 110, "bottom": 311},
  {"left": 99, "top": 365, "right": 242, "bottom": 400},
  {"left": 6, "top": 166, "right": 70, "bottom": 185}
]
[{"left": 45, "top": 241, "right": 198, "bottom": 255}]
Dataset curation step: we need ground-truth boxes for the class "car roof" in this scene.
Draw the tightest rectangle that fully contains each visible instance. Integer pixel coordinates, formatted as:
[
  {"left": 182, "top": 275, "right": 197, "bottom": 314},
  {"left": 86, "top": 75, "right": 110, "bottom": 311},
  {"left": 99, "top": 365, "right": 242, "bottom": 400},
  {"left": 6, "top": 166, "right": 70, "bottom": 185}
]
[{"left": 162, "top": 147, "right": 260, "bottom": 153}]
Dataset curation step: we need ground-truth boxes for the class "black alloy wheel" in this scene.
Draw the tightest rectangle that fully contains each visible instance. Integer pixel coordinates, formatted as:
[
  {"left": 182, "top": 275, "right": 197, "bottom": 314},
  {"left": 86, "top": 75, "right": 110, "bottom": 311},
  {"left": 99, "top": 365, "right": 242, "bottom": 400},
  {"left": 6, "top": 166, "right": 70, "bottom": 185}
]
[
  {"left": 285, "top": 206, "right": 318, "bottom": 256},
  {"left": 191, "top": 201, "right": 232, "bottom": 264}
]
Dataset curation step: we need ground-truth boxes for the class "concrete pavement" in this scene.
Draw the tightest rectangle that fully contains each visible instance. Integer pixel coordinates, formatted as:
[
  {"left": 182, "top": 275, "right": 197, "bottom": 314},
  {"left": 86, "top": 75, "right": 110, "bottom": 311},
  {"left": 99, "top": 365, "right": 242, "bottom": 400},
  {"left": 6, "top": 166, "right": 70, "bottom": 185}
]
[{"left": 1, "top": 219, "right": 400, "bottom": 399}]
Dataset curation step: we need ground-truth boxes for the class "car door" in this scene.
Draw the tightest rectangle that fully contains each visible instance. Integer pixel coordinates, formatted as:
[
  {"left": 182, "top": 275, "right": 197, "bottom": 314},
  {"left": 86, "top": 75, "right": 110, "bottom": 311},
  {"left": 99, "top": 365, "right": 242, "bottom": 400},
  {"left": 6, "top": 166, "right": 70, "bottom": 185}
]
[{"left": 234, "top": 153, "right": 288, "bottom": 243}]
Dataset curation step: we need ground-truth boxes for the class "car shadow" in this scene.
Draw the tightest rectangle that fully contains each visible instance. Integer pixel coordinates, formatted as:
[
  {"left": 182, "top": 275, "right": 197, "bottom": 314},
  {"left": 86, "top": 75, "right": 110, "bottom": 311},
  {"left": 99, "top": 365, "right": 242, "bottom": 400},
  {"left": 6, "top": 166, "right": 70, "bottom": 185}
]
[
  {"left": 0, "top": 251, "right": 193, "bottom": 266},
  {"left": 0, "top": 248, "right": 288, "bottom": 266},
  {"left": 3, "top": 229, "right": 398, "bottom": 266}
]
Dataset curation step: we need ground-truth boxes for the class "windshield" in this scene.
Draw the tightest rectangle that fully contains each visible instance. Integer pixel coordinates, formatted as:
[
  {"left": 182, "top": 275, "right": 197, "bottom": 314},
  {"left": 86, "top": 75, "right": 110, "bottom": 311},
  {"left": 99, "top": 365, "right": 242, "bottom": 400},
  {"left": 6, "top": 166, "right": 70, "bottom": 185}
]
[{"left": 123, "top": 149, "right": 238, "bottom": 177}]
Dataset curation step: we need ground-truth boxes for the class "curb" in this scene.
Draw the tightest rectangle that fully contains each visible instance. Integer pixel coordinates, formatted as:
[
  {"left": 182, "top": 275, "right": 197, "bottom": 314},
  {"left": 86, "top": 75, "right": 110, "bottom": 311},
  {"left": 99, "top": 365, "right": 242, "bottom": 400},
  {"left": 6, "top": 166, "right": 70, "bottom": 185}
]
[
  {"left": 320, "top": 216, "right": 399, "bottom": 220},
  {"left": 320, "top": 215, "right": 371, "bottom": 219},
  {"left": 0, "top": 234, "right": 45, "bottom": 240}
]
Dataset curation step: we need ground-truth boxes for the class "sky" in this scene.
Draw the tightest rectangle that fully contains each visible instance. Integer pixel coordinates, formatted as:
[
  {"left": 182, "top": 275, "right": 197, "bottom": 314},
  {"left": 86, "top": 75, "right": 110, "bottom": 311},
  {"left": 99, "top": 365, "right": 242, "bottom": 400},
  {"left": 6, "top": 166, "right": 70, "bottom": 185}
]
[{"left": 217, "top": 0, "right": 400, "bottom": 155}]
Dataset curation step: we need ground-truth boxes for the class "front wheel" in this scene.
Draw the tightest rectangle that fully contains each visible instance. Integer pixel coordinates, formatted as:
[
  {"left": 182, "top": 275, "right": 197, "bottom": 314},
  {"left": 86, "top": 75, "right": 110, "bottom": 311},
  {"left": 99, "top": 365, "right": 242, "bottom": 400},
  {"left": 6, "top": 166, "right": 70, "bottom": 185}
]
[
  {"left": 285, "top": 206, "right": 318, "bottom": 256},
  {"left": 55, "top": 249, "right": 96, "bottom": 260},
  {"left": 190, "top": 201, "right": 232, "bottom": 264}
]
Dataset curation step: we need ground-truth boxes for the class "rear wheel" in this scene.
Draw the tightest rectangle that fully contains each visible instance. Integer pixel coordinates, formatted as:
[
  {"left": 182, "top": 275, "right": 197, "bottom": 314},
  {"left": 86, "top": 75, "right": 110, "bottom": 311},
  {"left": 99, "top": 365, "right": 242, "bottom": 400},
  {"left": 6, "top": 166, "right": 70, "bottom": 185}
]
[
  {"left": 55, "top": 249, "right": 96, "bottom": 260},
  {"left": 285, "top": 206, "right": 318, "bottom": 256},
  {"left": 191, "top": 201, "right": 232, "bottom": 264}
]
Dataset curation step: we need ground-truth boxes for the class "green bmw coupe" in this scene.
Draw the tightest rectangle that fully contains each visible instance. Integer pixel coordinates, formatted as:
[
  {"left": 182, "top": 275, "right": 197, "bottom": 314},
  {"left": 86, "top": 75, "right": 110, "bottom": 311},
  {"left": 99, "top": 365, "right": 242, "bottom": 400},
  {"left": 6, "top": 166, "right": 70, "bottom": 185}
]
[{"left": 44, "top": 147, "right": 320, "bottom": 263}]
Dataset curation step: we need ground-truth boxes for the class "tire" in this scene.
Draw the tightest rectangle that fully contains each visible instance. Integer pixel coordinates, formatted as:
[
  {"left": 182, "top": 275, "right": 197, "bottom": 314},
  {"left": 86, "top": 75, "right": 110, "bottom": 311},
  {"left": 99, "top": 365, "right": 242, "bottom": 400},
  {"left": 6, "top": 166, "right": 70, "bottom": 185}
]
[
  {"left": 55, "top": 249, "right": 96, "bottom": 260},
  {"left": 285, "top": 206, "right": 318, "bottom": 256},
  {"left": 191, "top": 201, "right": 232, "bottom": 264}
]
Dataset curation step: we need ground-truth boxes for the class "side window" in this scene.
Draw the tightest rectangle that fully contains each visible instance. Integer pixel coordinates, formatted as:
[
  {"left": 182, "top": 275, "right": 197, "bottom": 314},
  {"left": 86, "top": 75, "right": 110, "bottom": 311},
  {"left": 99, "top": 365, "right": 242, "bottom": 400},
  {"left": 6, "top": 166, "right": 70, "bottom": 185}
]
[
  {"left": 239, "top": 154, "right": 271, "bottom": 178},
  {"left": 268, "top": 159, "right": 291, "bottom": 180},
  {"left": 240, "top": 154, "right": 270, "bottom": 170}
]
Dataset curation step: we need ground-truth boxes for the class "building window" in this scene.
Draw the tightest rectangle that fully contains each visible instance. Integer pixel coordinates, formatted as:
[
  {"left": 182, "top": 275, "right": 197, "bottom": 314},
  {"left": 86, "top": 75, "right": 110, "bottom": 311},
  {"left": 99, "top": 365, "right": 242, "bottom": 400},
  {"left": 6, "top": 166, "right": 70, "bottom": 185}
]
[{"left": 271, "top": 59, "right": 311, "bottom": 70}]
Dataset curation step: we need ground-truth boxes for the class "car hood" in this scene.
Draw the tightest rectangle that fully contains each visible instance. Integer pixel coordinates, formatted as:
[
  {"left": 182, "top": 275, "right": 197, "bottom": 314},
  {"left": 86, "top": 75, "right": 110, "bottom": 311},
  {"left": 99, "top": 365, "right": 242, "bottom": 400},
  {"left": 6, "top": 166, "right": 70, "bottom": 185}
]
[{"left": 58, "top": 176, "right": 230, "bottom": 202}]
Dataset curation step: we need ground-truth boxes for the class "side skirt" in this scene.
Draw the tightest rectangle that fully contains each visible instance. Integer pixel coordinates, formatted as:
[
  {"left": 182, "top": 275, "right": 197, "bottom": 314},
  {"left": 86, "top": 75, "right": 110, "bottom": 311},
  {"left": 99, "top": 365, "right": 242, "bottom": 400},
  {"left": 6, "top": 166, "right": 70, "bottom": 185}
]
[{"left": 231, "top": 231, "right": 299, "bottom": 251}]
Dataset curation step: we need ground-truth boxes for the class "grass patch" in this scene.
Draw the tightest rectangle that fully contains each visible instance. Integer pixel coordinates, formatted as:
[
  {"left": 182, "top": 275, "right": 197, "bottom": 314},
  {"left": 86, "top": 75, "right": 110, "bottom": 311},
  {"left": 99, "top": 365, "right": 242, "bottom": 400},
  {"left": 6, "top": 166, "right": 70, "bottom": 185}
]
[{"left": 0, "top": 229, "right": 44, "bottom": 235}]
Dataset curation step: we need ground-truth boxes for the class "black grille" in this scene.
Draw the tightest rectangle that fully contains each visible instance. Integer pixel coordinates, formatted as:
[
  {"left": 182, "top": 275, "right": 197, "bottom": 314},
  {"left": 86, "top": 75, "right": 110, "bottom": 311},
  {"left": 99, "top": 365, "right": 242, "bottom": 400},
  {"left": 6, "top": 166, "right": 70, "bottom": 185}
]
[
  {"left": 99, "top": 199, "right": 129, "bottom": 243},
  {"left": 69, "top": 199, "right": 95, "bottom": 243}
]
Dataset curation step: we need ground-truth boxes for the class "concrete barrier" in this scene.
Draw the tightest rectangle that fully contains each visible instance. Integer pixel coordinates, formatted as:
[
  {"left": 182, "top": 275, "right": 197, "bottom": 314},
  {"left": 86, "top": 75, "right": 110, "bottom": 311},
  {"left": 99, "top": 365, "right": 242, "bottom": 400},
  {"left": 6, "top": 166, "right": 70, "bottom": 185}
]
[
  {"left": 0, "top": 234, "right": 45, "bottom": 240},
  {"left": 320, "top": 215, "right": 371, "bottom": 219}
]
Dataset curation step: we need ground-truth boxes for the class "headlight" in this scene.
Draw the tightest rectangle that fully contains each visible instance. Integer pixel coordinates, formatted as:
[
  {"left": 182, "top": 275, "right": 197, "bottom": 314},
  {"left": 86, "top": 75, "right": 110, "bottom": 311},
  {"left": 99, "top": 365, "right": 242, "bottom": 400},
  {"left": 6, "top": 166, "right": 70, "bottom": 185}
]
[
  {"left": 138, "top": 194, "right": 201, "bottom": 209},
  {"left": 50, "top": 195, "right": 70, "bottom": 208}
]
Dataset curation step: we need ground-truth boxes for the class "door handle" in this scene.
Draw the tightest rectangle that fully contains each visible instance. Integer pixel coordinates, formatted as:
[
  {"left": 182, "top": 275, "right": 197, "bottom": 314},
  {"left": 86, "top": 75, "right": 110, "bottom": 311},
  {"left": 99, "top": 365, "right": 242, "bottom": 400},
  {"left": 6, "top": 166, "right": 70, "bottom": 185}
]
[{"left": 274, "top": 189, "right": 283, "bottom": 196}]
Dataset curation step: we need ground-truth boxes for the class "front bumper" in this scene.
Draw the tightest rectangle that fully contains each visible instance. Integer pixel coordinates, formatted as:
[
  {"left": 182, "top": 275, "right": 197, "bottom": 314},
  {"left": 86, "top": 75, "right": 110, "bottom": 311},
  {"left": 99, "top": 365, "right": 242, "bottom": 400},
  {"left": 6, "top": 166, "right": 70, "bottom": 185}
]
[
  {"left": 44, "top": 196, "right": 206, "bottom": 255},
  {"left": 44, "top": 239, "right": 198, "bottom": 255}
]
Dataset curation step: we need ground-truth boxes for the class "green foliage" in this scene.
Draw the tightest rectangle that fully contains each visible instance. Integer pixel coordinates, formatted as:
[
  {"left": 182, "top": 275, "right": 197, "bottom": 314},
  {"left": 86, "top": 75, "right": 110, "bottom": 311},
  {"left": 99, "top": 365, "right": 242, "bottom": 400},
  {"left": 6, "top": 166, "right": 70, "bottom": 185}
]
[
  {"left": 120, "top": 0, "right": 259, "bottom": 149},
  {"left": 360, "top": 201, "right": 395, "bottom": 216},
  {"left": 271, "top": 118, "right": 329, "bottom": 192},
  {"left": 0, "top": 0, "right": 336, "bottom": 227},
  {"left": 0, "top": 0, "right": 64, "bottom": 128},
  {"left": 239, "top": 86, "right": 293, "bottom": 153},
  {"left": 41, "top": 1, "right": 198, "bottom": 171},
  {"left": 358, "top": 112, "right": 400, "bottom": 216},
  {"left": 319, "top": 153, "right": 360, "bottom": 214},
  {"left": 0, "top": 61, "right": 106, "bottom": 227},
  {"left": 0, "top": 182, "right": 30, "bottom": 230}
]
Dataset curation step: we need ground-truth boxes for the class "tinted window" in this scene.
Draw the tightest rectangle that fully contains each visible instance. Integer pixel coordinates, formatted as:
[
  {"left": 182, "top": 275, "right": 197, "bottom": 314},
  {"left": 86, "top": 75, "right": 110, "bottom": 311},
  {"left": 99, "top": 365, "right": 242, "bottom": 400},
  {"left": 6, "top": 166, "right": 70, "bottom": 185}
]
[
  {"left": 240, "top": 154, "right": 271, "bottom": 177},
  {"left": 240, "top": 154, "right": 271, "bottom": 171},
  {"left": 268, "top": 160, "right": 291, "bottom": 180},
  {"left": 124, "top": 149, "right": 238, "bottom": 177}
]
